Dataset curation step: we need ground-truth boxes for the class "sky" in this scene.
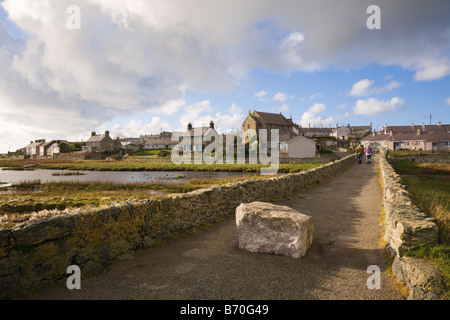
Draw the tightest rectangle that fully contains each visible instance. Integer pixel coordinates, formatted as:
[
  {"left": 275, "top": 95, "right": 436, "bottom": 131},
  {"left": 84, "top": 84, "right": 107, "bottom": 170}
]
[{"left": 0, "top": 0, "right": 449, "bottom": 153}]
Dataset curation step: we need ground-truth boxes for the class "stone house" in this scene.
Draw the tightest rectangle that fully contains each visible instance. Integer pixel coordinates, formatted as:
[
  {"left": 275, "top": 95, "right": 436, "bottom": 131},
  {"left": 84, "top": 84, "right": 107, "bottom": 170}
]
[
  {"left": 279, "top": 135, "right": 317, "bottom": 158},
  {"left": 242, "top": 110, "right": 298, "bottom": 143},
  {"left": 84, "top": 131, "right": 121, "bottom": 153}
]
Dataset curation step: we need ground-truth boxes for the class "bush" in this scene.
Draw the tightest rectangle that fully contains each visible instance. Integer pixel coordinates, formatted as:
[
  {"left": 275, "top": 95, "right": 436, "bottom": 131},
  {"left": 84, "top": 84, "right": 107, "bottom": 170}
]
[{"left": 157, "top": 150, "right": 170, "bottom": 158}]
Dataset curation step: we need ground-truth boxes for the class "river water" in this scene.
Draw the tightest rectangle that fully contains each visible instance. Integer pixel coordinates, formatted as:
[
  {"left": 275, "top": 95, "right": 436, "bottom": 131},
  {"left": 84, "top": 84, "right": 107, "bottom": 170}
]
[{"left": 0, "top": 168, "right": 255, "bottom": 185}]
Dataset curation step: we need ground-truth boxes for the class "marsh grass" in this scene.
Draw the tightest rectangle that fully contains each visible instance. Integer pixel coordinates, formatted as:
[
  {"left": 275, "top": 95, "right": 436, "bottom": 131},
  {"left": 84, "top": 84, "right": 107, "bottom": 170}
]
[{"left": 0, "top": 173, "right": 281, "bottom": 228}]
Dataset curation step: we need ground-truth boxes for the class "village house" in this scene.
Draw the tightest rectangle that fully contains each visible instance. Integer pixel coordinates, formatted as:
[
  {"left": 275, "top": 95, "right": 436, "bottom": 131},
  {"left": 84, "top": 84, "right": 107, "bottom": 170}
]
[
  {"left": 143, "top": 138, "right": 179, "bottom": 150},
  {"left": 242, "top": 110, "right": 299, "bottom": 143},
  {"left": 279, "top": 135, "right": 317, "bottom": 159},
  {"left": 25, "top": 139, "right": 46, "bottom": 156},
  {"left": 178, "top": 121, "right": 219, "bottom": 152},
  {"left": 299, "top": 125, "right": 333, "bottom": 138},
  {"left": 84, "top": 130, "right": 121, "bottom": 153},
  {"left": 121, "top": 141, "right": 140, "bottom": 154},
  {"left": 361, "top": 122, "right": 450, "bottom": 152}
]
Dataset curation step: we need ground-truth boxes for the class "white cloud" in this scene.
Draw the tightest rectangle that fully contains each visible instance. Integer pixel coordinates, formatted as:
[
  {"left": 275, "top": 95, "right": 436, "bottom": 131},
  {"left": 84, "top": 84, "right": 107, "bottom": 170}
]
[
  {"left": 352, "top": 97, "right": 405, "bottom": 116},
  {"left": 348, "top": 79, "right": 402, "bottom": 97},
  {"left": 178, "top": 100, "right": 243, "bottom": 132},
  {"left": 299, "top": 103, "right": 334, "bottom": 127},
  {"left": 273, "top": 92, "right": 287, "bottom": 102},
  {"left": 348, "top": 79, "right": 374, "bottom": 97},
  {"left": 278, "top": 103, "right": 290, "bottom": 112},
  {"left": 445, "top": 97, "right": 450, "bottom": 106},
  {"left": 111, "top": 117, "right": 171, "bottom": 138},
  {"left": 254, "top": 90, "right": 267, "bottom": 102},
  {"left": 272, "top": 92, "right": 294, "bottom": 102},
  {"left": 414, "top": 61, "right": 450, "bottom": 81},
  {"left": 308, "top": 92, "right": 322, "bottom": 100}
]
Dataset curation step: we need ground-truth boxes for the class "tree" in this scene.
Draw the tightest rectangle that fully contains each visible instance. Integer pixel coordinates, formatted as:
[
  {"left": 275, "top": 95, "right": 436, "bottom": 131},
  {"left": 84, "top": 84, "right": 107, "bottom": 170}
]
[
  {"left": 71, "top": 142, "right": 82, "bottom": 151},
  {"left": 58, "top": 142, "right": 71, "bottom": 153}
]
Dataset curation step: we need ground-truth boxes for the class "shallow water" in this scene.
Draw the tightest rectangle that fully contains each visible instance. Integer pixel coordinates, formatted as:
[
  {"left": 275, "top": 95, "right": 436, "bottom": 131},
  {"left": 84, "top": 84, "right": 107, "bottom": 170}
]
[{"left": 0, "top": 168, "right": 255, "bottom": 185}]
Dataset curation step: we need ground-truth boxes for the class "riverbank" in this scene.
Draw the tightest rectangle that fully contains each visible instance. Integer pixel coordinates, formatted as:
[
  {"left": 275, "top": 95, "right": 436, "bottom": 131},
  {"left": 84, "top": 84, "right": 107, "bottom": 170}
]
[
  {"left": 0, "top": 158, "right": 324, "bottom": 173},
  {"left": 0, "top": 173, "right": 283, "bottom": 229}
]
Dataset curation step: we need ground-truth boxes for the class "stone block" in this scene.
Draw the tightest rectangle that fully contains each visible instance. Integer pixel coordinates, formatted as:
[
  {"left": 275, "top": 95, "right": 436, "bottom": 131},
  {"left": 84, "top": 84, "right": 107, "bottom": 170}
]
[{"left": 235, "top": 201, "right": 313, "bottom": 259}]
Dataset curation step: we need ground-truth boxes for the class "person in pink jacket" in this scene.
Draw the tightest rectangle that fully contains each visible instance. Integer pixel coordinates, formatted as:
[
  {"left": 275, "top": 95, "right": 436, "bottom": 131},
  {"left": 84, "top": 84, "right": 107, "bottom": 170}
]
[{"left": 364, "top": 145, "right": 373, "bottom": 164}]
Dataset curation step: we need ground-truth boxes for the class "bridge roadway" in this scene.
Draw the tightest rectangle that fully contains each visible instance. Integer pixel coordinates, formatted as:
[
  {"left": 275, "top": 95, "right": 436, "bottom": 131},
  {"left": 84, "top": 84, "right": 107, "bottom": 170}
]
[{"left": 27, "top": 154, "right": 403, "bottom": 300}]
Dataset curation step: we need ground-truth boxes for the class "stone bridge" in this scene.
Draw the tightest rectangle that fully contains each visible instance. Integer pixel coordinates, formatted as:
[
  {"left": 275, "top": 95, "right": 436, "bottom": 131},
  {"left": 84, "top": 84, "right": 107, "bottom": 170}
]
[{"left": 1, "top": 152, "right": 444, "bottom": 300}]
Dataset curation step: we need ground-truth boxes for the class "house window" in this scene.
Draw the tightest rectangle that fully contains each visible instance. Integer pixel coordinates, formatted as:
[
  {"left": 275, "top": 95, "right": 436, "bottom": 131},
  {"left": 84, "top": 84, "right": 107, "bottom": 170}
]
[
  {"left": 415, "top": 141, "right": 421, "bottom": 146},
  {"left": 404, "top": 141, "right": 410, "bottom": 147},
  {"left": 444, "top": 141, "right": 450, "bottom": 147}
]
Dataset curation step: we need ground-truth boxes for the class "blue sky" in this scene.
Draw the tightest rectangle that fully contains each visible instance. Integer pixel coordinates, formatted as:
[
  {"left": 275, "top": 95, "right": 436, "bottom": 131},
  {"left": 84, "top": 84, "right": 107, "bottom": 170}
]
[{"left": 0, "top": 0, "right": 449, "bottom": 153}]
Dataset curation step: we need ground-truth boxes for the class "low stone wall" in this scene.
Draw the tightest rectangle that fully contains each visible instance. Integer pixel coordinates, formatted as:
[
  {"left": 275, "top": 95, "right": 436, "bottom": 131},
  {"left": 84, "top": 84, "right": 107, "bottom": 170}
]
[
  {"left": 379, "top": 149, "right": 445, "bottom": 299},
  {"left": 0, "top": 155, "right": 354, "bottom": 299}
]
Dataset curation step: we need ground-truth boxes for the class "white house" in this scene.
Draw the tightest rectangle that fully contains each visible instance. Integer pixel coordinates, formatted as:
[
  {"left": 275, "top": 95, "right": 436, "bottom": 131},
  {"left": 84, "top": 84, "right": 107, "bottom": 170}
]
[{"left": 280, "top": 136, "right": 317, "bottom": 158}]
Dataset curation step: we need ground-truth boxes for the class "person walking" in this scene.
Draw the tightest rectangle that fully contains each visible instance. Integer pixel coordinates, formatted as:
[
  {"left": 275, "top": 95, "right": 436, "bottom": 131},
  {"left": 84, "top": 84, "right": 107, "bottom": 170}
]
[
  {"left": 355, "top": 144, "right": 364, "bottom": 164},
  {"left": 365, "top": 145, "right": 373, "bottom": 164}
]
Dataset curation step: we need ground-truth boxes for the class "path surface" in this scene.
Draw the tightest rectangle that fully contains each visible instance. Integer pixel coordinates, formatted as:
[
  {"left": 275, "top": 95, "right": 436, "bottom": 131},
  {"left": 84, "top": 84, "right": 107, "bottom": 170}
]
[{"left": 27, "top": 154, "right": 403, "bottom": 300}]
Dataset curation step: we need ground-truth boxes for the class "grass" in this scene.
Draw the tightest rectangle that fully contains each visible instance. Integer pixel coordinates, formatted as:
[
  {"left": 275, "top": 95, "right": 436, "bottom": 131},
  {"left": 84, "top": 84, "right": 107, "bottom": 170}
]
[
  {"left": 133, "top": 150, "right": 172, "bottom": 157},
  {"left": 387, "top": 150, "right": 450, "bottom": 157},
  {"left": 404, "top": 246, "right": 450, "bottom": 300}
]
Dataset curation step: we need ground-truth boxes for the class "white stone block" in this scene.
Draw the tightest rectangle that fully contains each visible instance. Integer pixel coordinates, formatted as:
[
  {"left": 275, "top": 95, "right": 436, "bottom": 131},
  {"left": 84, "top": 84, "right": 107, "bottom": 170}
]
[{"left": 235, "top": 201, "right": 313, "bottom": 259}]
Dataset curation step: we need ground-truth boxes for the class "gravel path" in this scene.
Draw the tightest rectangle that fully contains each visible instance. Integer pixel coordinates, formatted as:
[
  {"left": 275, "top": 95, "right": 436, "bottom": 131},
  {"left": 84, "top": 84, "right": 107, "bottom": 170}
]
[{"left": 27, "top": 154, "right": 403, "bottom": 300}]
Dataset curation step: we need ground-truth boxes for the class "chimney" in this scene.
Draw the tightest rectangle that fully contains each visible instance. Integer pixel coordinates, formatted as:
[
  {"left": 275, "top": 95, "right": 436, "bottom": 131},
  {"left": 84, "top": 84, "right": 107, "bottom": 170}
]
[
  {"left": 210, "top": 120, "right": 214, "bottom": 129},
  {"left": 91, "top": 131, "right": 96, "bottom": 137},
  {"left": 105, "top": 130, "right": 110, "bottom": 137},
  {"left": 373, "top": 130, "right": 376, "bottom": 137},
  {"left": 411, "top": 122, "right": 414, "bottom": 127},
  {"left": 417, "top": 128, "right": 421, "bottom": 135},
  {"left": 438, "top": 122, "right": 442, "bottom": 126},
  {"left": 390, "top": 129, "right": 394, "bottom": 137},
  {"left": 187, "top": 122, "right": 193, "bottom": 130}
]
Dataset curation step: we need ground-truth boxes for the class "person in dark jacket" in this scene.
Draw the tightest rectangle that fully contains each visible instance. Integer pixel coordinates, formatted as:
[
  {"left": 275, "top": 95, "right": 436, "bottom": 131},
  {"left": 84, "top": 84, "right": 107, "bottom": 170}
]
[{"left": 355, "top": 144, "right": 364, "bottom": 164}]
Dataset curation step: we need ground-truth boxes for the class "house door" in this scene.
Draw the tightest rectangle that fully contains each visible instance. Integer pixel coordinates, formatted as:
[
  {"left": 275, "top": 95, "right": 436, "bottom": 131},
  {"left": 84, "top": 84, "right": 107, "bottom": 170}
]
[
  {"left": 432, "top": 142, "right": 438, "bottom": 151},
  {"left": 394, "top": 142, "right": 399, "bottom": 150}
]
